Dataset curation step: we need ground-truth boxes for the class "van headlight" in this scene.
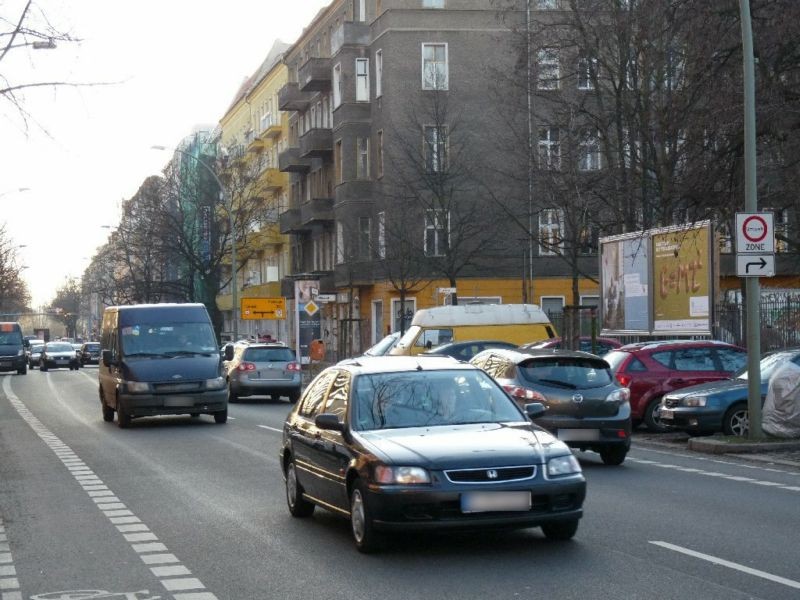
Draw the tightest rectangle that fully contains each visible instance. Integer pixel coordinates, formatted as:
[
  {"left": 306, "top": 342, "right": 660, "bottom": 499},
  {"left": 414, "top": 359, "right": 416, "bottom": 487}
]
[
  {"left": 547, "top": 454, "right": 582, "bottom": 477},
  {"left": 17, "top": 349, "right": 24, "bottom": 356},
  {"left": 205, "top": 376, "right": 226, "bottom": 390},
  {"left": 124, "top": 381, "right": 151, "bottom": 393}
]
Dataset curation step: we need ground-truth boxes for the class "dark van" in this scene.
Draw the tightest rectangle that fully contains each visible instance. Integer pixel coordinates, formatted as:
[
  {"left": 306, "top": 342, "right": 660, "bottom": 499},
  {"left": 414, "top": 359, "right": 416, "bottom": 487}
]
[
  {"left": 98, "top": 303, "right": 232, "bottom": 428},
  {"left": 0, "top": 322, "right": 28, "bottom": 375}
]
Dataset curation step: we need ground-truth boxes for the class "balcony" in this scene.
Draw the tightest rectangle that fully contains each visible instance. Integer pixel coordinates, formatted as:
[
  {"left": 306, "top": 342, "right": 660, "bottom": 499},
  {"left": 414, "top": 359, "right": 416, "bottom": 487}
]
[
  {"left": 299, "top": 128, "right": 333, "bottom": 159},
  {"left": 298, "top": 57, "right": 332, "bottom": 92},
  {"left": 260, "top": 167, "right": 284, "bottom": 192},
  {"left": 278, "top": 147, "right": 311, "bottom": 173},
  {"left": 278, "top": 82, "right": 311, "bottom": 112},
  {"left": 331, "top": 22, "right": 370, "bottom": 55},
  {"left": 279, "top": 208, "right": 310, "bottom": 234},
  {"left": 300, "top": 197, "right": 334, "bottom": 226}
]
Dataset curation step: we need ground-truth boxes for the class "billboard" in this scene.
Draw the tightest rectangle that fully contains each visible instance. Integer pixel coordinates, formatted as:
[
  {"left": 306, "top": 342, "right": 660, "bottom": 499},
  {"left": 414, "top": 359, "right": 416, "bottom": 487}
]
[
  {"left": 241, "top": 297, "right": 286, "bottom": 320},
  {"left": 600, "top": 221, "right": 713, "bottom": 335},
  {"left": 294, "top": 280, "right": 321, "bottom": 360}
]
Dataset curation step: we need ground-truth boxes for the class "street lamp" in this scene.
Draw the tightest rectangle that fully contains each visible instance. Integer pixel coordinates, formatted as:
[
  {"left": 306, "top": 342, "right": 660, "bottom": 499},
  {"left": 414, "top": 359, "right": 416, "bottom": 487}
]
[{"left": 151, "top": 145, "right": 238, "bottom": 341}]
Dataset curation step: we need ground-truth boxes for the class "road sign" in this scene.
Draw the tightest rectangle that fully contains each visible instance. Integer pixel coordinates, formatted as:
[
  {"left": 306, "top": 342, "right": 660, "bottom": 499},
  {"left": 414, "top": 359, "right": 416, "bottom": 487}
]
[
  {"left": 240, "top": 297, "right": 286, "bottom": 320},
  {"left": 736, "top": 212, "right": 774, "bottom": 254},
  {"left": 736, "top": 254, "right": 775, "bottom": 277},
  {"left": 303, "top": 300, "right": 319, "bottom": 316},
  {"left": 437, "top": 287, "right": 457, "bottom": 294},
  {"left": 316, "top": 294, "right": 336, "bottom": 303}
]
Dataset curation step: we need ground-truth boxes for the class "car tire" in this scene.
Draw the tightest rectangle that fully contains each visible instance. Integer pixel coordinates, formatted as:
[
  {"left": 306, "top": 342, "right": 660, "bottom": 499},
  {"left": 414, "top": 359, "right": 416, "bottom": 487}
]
[
  {"left": 214, "top": 409, "right": 227, "bottom": 424},
  {"left": 599, "top": 446, "right": 627, "bottom": 466},
  {"left": 285, "top": 461, "right": 315, "bottom": 518},
  {"left": 101, "top": 398, "right": 114, "bottom": 422},
  {"left": 228, "top": 386, "right": 238, "bottom": 403},
  {"left": 40, "top": 364, "right": 48, "bottom": 372},
  {"left": 722, "top": 403, "right": 749, "bottom": 437},
  {"left": 289, "top": 392, "right": 300, "bottom": 404},
  {"left": 541, "top": 519, "right": 579, "bottom": 541},
  {"left": 117, "top": 400, "right": 131, "bottom": 429},
  {"left": 643, "top": 398, "right": 669, "bottom": 432},
  {"left": 350, "top": 479, "right": 381, "bottom": 553}
]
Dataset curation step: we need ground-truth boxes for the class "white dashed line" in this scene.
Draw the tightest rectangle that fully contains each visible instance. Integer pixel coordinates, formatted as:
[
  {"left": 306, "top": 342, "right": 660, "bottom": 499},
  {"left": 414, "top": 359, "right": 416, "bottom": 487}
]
[
  {"left": 2, "top": 376, "right": 218, "bottom": 600},
  {"left": 634, "top": 445, "right": 799, "bottom": 475},
  {"left": 651, "top": 541, "right": 800, "bottom": 590},
  {"left": 257, "top": 425, "right": 282, "bottom": 433}
]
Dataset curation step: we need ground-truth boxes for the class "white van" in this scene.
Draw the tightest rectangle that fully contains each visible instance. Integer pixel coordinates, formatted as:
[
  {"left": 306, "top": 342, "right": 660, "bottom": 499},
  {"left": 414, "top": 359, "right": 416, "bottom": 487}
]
[{"left": 389, "top": 304, "right": 556, "bottom": 356}]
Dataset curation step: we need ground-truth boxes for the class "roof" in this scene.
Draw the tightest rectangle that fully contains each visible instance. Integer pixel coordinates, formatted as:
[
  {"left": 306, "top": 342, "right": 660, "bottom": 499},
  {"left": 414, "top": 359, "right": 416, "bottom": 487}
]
[
  {"left": 410, "top": 304, "right": 550, "bottom": 327},
  {"left": 472, "top": 347, "right": 610, "bottom": 364},
  {"left": 615, "top": 339, "right": 742, "bottom": 352},
  {"left": 336, "top": 355, "right": 471, "bottom": 375}
]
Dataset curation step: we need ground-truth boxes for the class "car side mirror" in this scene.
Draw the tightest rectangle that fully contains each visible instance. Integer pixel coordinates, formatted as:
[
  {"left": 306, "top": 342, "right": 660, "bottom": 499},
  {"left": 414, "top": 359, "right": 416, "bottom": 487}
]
[
  {"left": 524, "top": 402, "right": 547, "bottom": 420},
  {"left": 315, "top": 413, "right": 345, "bottom": 432},
  {"left": 224, "top": 344, "right": 234, "bottom": 361},
  {"left": 102, "top": 349, "right": 113, "bottom": 367}
]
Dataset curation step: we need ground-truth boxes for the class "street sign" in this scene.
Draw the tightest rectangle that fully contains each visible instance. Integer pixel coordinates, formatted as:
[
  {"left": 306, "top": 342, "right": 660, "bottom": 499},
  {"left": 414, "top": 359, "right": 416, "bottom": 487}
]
[
  {"left": 316, "top": 294, "right": 336, "bottom": 303},
  {"left": 736, "top": 254, "right": 775, "bottom": 277},
  {"left": 240, "top": 297, "right": 286, "bottom": 320},
  {"left": 735, "top": 212, "right": 774, "bottom": 254},
  {"left": 437, "top": 287, "right": 457, "bottom": 294}
]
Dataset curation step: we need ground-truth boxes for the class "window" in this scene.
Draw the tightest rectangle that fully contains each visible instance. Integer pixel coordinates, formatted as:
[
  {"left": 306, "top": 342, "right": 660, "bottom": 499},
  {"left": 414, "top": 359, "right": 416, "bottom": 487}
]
[
  {"left": 356, "top": 58, "right": 370, "bottom": 101},
  {"left": 540, "top": 296, "right": 564, "bottom": 317},
  {"left": 422, "top": 43, "right": 448, "bottom": 90},
  {"left": 323, "top": 370, "right": 350, "bottom": 419},
  {"left": 377, "top": 211, "right": 386, "bottom": 258},
  {"left": 335, "top": 139, "right": 343, "bottom": 184},
  {"left": 392, "top": 298, "right": 416, "bottom": 332},
  {"left": 377, "top": 130, "right": 384, "bottom": 178},
  {"left": 716, "top": 348, "right": 746, "bottom": 373},
  {"left": 333, "top": 63, "right": 342, "bottom": 107},
  {"left": 357, "top": 137, "right": 369, "bottom": 179},
  {"left": 356, "top": 0, "right": 366, "bottom": 22},
  {"left": 537, "top": 48, "right": 559, "bottom": 90},
  {"left": 423, "top": 0, "right": 445, "bottom": 6},
  {"left": 538, "top": 127, "right": 560, "bottom": 170},
  {"left": 538, "top": 208, "right": 564, "bottom": 255},
  {"left": 424, "top": 125, "right": 447, "bottom": 172},
  {"left": 336, "top": 221, "right": 345, "bottom": 264},
  {"left": 375, "top": 50, "right": 383, "bottom": 97},
  {"left": 577, "top": 55, "right": 597, "bottom": 90},
  {"left": 299, "top": 369, "right": 337, "bottom": 417},
  {"left": 673, "top": 348, "right": 716, "bottom": 372},
  {"left": 765, "top": 207, "right": 790, "bottom": 252},
  {"left": 579, "top": 130, "right": 602, "bottom": 171},
  {"left": 536, "top": 0, "right": 559, "bottom": 7},
  {"left": 651, "top": 351, "right": 673, "bottom": 369},
  {"left": 425, "top": 209, "right": 449, "bottom": 256},
  {"left": 358, "top": 216, "right": 371, "bottom": 259}
]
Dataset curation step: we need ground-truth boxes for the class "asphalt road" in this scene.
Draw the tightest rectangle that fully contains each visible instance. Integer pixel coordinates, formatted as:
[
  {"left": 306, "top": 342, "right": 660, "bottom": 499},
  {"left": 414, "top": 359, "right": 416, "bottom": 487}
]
[{"left": 1, "top": 367, "right": 799, "bottom": 600}]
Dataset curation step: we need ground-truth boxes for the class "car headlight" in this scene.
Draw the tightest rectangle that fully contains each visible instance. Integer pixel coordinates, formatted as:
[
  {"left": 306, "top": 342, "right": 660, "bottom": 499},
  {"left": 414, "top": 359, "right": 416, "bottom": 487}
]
[
  {"left": 681, "top": 395, "right": 707, "bottom": 407},
  {"left": 547, "top": 454, "right": 582, "bottom": 477},
  {"left": 205, "top": 376, "right": 226, "bottom": 390},
  {"left": 124, "top": 381, "right": 151, "bottom": 393},
  {"left": 605, "top": 388, "right": 630, "bottom": 403},
  {"left": 374, "top": 465, "right": 431, "bottom": 485},
  {"left": 17, "top": 349, "right": 24, "bottom": 356}
]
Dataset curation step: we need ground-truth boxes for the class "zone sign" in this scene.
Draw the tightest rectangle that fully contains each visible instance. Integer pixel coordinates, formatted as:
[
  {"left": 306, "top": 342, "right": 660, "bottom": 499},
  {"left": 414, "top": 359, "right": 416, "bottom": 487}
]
[{"left": 735, "top": 212, "right": 774, "bottom": 254}]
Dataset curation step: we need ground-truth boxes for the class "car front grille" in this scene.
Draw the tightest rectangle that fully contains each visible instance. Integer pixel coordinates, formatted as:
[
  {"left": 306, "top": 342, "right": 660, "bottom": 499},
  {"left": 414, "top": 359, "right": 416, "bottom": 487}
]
[
  {"left": 151, "top": 382, "right": 202, "bottom": 393},
  {"left": 444, "top": 465, "right": 536, "bottom": 484}
]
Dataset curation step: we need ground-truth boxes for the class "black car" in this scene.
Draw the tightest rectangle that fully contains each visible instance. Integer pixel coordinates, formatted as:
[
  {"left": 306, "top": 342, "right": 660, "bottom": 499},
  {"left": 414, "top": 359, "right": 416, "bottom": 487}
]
[
  {"left": 471, "top": 348, "right": 632, "bottom": 465},
  {"left": 280, "top": 356, "right": 586, "bottom": 552},
  {"left": 423, "top": 340, "right": 519, "bottom": 361},
  {"left": 80, "top": 342, "right": 101, "bottom": 365}
]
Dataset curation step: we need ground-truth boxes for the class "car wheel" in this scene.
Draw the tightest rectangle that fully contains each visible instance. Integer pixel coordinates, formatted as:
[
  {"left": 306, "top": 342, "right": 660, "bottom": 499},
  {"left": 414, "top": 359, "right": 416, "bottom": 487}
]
[
  {"left": 214, "top": 409, "right": 227, "bottom": 424},
  {"left": 285, "top": 461, "right": 314, "bottom": 518},
  {"left": 541, "top": 519, "right": 579, "bottom": 541},
  {"left": 723, "top": 403, "right": 749, "bottom": 437},
  {"left": 643, "top": 398, "right": 669, "bottom": 432},
  {"left": 117, "top": 400, "right": 131, "bottom": 429},
  {"left": 40, "top": 364, "right": 48, "bottom": 372},
  {"left": 101, "top": 398, "right": 114, "bottom": 422},
  {"left": 289, "top": 392, "right": 300, "bottom": 404},
  {"left": 350, "top": 480, "right": 381, "bottom": 553},
  {"left": 228, "top": 386, "right": 238, "bottom": 403},
  {"left": 599, "top": 446, "right": 627, "bottom": 466}
]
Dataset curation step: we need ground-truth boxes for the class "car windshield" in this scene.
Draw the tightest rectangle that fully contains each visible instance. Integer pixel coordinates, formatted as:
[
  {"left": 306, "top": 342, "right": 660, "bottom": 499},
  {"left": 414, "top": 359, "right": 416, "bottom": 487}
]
[
  {"left": 0, "top": 332, "right": 23, "bottom": 345},
  {"left": 85, "top": 343, "right": 100, "bottom": 350},
  {"left": 602, "top": 351, "right": 629, "bottom": 372},
  {"left": 352, "top": 369, "right": 523, "bottom": 430},
  {"left": 121, "top": 322, "right": 218, "bottom": 356},
  {"left": 46, "top": 343, "right": 74, "bottom": 352},
  {"left": 736, "top": 351, "right": 799, "bottom": 381},
  {"left": 363, "top": 333, "right": 400, "bottom": 356},
  {"left": 518, "top": 357, "right": 613, "bottom": 389},
  {"left": 243, "top": 347, "right": 295, "bottom": 362}
]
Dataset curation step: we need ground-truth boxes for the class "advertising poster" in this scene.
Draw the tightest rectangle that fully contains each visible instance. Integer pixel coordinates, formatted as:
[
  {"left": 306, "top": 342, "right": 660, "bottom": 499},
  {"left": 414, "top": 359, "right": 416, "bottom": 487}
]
[
  {"left": 295, "top": 279, "right": 321, "bottom": 360},
  {"left": 652, "top": 224, "right": 711, "bottom": 333},
  {"left": 600, "top": 236, "right": 650, "bottom": 333}
]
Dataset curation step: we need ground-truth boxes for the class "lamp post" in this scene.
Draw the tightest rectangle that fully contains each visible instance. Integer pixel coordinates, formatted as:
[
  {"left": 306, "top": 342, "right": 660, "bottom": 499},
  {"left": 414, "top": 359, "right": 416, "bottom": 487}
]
[{"left": 152, "top": 145, "right": 238, "bottom": 341}]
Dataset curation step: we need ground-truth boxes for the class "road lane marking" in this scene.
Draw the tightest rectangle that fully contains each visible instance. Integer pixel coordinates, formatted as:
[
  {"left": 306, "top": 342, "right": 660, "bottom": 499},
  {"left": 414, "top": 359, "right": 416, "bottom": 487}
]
[
  {"left": 0, "top": 519, "right": 20, "bottom": 600},
  {"left": 3, "top": 376, "right": 218, "bottom": 600},
  {"left": 633, "top": 445, "right": 799, "bottom": 475},
  {"left": 627, "top": 457, "right": 800, "bottom": 492},
  {"left": 650, "top": 541, "right": 800, "bottom": 590},
  {"left": 257, "top": 425, "right": 282, "bottom": 433}
]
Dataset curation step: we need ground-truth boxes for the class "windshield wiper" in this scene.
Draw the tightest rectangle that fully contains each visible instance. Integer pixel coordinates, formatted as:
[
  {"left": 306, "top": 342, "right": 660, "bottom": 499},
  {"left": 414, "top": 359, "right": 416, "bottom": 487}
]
[
  {"left": 125, "top": 352, "right": 168, "bottom": 358},
  {"left": 536, "top": 378, "right": 577, "bottom": 389},
  {"left": 164, "top": 350, "right": 213, "bottom": 357}
]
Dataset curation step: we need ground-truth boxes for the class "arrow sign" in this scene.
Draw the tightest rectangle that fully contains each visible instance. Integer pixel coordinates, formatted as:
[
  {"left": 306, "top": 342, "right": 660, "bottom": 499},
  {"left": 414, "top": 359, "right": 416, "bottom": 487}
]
[
  {"left": 736, "top": 254, "right": 775, "bottom": 277},
  {"left": 746, "top": 256, "right": 766, "bottom": 273}
]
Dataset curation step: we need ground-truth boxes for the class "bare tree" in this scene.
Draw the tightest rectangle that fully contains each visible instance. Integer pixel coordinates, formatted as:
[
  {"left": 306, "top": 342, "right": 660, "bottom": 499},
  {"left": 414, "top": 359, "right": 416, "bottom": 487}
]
[
  {"left": 0, "top": 223, "right": 31, "bottom": 315},
  {"left": 51, "top": 277, "right": 81, "bottom": 339}
]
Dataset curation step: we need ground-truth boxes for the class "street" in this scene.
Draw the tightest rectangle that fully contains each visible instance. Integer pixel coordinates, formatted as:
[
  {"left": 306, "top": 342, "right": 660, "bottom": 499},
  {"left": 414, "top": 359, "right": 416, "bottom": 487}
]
[{"left": 1, "top": 368, "right": 799, "bottom": 600}]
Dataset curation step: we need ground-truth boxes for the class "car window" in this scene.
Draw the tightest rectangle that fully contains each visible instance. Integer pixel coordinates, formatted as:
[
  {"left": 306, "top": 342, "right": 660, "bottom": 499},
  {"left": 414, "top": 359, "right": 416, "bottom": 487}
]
[
  {"left": 299, "top": 369, "right": 338, "bottom": 418},
  {"left": 650, "top": 351, "right": 673, "bottom": 369},
  {"left": 672, "top": 348, "right": 716, "bottom": 371},
  {"left": 323, "top": 370, "right": 350, "bottom": 419},
  {"left": 415, "top": 328, "right": 453, "bottom": 349},
  {"left": 715, "top": 348, "right": 746, "bottom": 373},
  {"left": 244, "top": 347, "right": 295, "bottom": 362},
  {"left": 518, "top": 357, "right": 613, "bottom": 388},
  {"left": 603, "top": 351, "right": 630, "bottom": 372}
]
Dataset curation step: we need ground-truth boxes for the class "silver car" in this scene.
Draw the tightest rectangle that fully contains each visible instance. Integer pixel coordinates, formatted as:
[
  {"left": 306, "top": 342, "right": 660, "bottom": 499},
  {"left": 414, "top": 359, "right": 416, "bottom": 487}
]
[
  {"left": 40, "top": 342, "right": 81, "bottom": 371},
  {"left": 226, "top": 343, "right": 302, "bottom": 403}
]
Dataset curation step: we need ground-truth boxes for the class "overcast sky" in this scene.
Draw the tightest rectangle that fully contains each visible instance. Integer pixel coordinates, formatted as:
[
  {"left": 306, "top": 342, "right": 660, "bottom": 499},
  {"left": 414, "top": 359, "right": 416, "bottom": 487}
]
[{"left": 1, "top": 0, "right": 330, "bottom": 307}]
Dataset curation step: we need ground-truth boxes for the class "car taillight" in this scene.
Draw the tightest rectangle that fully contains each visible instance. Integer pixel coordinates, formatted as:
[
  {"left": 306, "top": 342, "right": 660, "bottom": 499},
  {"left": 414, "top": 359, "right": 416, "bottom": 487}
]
[
  {"left": 286, "top": 362, "right": 301, "bottom": 372},
  {"left": 237, "top": 362, "right": 256, "bottom": 372},
  {"left": 616, "top": 373, "right": 632, "bottom": 388},
  {"left": 502, "top": 385, "right": 546, "bottom": 402}
]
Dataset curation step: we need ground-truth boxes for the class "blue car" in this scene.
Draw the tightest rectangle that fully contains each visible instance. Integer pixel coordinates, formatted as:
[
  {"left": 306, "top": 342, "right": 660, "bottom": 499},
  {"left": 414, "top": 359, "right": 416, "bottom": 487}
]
[{"left": 658, "top": 349, "right": 800, "bottom": 436}]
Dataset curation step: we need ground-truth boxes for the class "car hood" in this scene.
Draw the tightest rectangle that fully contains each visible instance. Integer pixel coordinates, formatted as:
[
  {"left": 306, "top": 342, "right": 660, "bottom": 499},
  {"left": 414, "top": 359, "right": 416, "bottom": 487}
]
[
  {"left": 357, "top": 423, "right": 568, "bottom": 469},
  {"left": 123, "top": 356, "right": 221, "bottom": 382},
  {"left": 665, "top": 378, "right": 767, "bottom": 399}
]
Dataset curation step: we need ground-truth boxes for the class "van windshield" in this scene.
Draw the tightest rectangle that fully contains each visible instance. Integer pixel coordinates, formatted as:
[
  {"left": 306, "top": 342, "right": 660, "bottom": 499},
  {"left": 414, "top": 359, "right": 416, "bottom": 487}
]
[
  {"left": 0, "top": 332, "right": 22, "bottom": 345},
  {"left": 121, "top": 322, "right": 218, "bottom": 357}
]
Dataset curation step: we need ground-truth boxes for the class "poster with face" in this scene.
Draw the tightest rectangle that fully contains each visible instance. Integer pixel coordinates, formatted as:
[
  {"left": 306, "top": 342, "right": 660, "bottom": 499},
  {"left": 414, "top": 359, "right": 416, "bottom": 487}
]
[{"left": 600, "top": 236, "right": 650, "bottom": 333}]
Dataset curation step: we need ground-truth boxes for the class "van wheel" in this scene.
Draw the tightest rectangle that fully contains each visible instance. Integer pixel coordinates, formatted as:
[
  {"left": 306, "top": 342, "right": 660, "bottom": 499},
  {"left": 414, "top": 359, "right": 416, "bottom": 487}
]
[
  {"left": 289, "top": 392, "right": 300, "bottom": 404},
  {"left": 117, "top": 400, "right": 131, "bottom": 429},
  {"left": 101, "top": 398, "right": 114, "bottom": 422},
  {"left": 214, "top": 409, "right": 227, "bottom": 424},
  {"left": 228, "top": 386, "right": 238, "bottom": 403},
  {"left": 17, "top": 364, "right": 27, "bottom": 375}
]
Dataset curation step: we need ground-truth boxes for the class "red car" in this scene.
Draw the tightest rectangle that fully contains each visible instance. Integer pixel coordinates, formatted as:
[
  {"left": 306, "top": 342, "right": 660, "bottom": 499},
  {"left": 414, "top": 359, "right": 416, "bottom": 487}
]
[{"left": 603, "top": 340, "right": 747, "bottom": 431}]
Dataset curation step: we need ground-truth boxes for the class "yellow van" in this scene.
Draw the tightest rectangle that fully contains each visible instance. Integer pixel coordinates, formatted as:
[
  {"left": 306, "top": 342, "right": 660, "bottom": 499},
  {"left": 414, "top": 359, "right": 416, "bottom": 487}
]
[{"left": 389, "top": 304, "right": 556, "bottom": 356}]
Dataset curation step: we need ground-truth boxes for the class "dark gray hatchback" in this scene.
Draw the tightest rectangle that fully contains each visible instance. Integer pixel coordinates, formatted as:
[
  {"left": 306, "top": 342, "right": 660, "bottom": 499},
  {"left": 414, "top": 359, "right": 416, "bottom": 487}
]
[{"left": 470, "top": 348, "right": 632, "bottom": 465}]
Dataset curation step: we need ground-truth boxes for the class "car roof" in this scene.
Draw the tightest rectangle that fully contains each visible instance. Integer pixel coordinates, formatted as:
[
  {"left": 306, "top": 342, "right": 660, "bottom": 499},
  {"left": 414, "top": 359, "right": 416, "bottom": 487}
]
[
  {"left": 472, "top": 347, "right": 610, "bottom": 363},
  {"left": 242, "top": 342, "right": 290, "bottom": 349},
  {"left": 614, "top": 339, "right": 742, "bottom": 352},
  {"left": 424, "top": 340, "right": 517, "bottom": 351},
  {"left": 336, "top": 355, "right": 471, "bottom": 375}
]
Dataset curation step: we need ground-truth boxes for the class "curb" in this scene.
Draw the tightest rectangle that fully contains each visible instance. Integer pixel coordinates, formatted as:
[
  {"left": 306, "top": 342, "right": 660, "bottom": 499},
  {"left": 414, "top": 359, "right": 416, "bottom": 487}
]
[{"left": 687, "top": 437, "right": 800, "bottom": 455}]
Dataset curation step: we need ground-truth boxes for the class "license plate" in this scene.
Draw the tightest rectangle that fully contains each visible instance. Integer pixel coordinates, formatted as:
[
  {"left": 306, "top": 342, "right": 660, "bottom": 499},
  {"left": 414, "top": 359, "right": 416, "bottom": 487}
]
[
  {"left": 557, "top": 428, "right": 600, "bottom": 441},
  {"left": 56, "top": 358, "right": 69, "bottom": 363},
  {"left": 659, "top": 408, "right": 674, "bottom": 420},
  {"left": 461, "top": 491, "right": 531, "bottom": 513},
  {"left": 0, "top": 361, "right": 10, "bottom": 368},
  {"left": 164, "top": 397, "right": 195, "bottom": 407}
]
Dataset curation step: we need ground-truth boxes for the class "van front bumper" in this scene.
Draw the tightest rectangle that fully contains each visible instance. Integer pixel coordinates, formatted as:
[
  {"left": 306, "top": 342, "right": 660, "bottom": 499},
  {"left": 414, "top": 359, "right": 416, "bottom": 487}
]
[
  {"left": 0, "top": 355, "right": 26, "bottom": 371},
  {"left": 118, "top": 389, "right": 228, "bottom": 417}
]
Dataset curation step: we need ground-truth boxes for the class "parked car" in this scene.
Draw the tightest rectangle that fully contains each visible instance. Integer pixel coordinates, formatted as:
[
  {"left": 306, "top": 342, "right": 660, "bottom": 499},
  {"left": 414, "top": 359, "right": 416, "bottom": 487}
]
[
  {"left": 27, "top": 339, "right": 45, "bottom": 368},
  {"left": 40, "top": 342, "right": 81, "bottom": 371},
  {"left": 658, "top": 349, "right": 800, "bottom": 437},
  {"left": 225, "top": 342, "right": 302, "bottom": 403},
  {"left": 603, "top": 340, "right": 747, "bottom": 431},
  {"left": 79, "top": 342, "right": 101, "bottom": 365},
  {"left": 280, "top": 356, "right": 586, "bottom": 552},
  {"left": 361, "top": 332, "right": 401, "bottom": 357},
  {"left": 423, "top": 340, "right": 519, "bottom": 361},
  {"left": 471, "top": 348, "right": 631, "bottom": 465},
  {"left": 521, "top": 336, "right": 622, "bottom": 355}
]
